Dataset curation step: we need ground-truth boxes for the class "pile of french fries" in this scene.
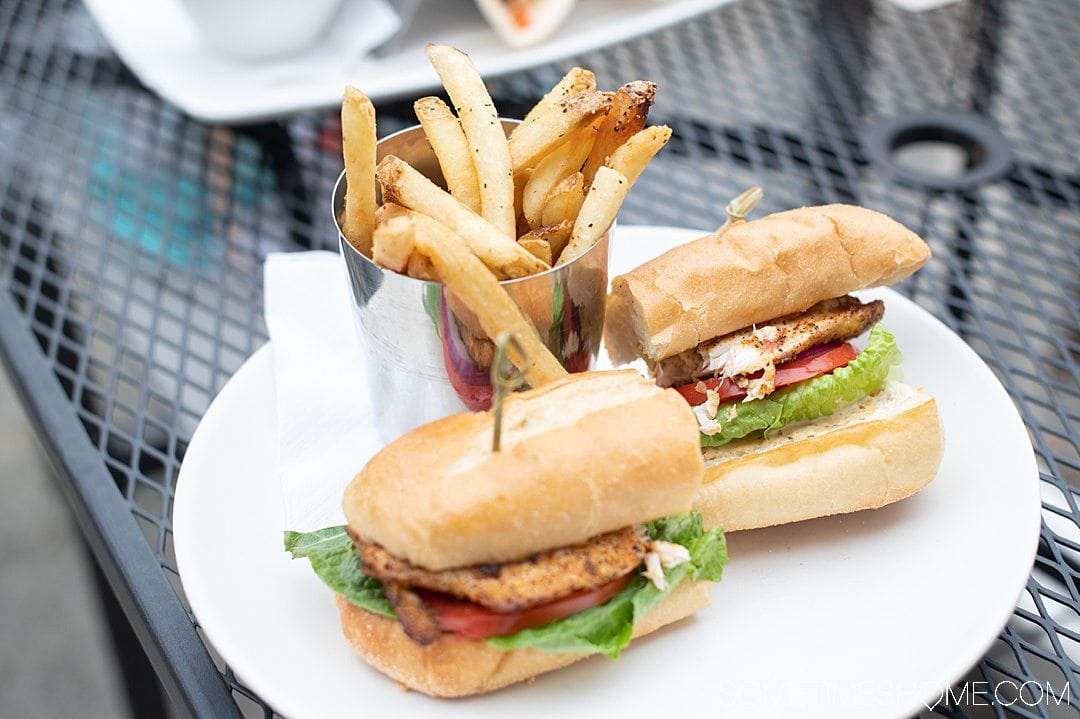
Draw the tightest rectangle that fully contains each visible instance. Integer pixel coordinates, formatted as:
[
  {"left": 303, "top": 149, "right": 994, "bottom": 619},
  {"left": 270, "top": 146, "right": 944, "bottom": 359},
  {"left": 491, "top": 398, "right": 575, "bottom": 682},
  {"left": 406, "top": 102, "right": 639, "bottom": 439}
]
[{"left": 338, "top": 44, "right": 670, "bottom": 387}]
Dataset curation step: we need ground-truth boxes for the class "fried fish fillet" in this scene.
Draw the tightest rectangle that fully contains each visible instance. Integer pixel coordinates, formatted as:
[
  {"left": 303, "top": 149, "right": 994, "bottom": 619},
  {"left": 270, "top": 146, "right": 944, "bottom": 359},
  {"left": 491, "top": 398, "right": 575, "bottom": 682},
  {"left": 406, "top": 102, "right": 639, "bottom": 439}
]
[
  {"left": 654, "top": 295, "right": 884, "bottom": 387},
  {"left": 355, "top": 527, "right": 647, "bottom": 613}
]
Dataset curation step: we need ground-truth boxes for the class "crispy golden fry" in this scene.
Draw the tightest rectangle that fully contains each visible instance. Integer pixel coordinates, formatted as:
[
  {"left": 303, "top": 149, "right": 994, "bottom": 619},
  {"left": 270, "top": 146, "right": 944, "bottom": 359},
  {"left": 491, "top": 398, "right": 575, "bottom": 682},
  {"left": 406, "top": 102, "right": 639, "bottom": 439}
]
[
  {"left": 540, "top": 172, "right": 585, "bottom": 228},
  {"left": 406, "top": 252, "right": 439, "bottom": 281},
  {"left": 604, "top": 125, "right": 672, "bottom": 185},
  {"left": 522, "top": 125, "right": 597, "bottom": 228},
  {"left": 425, "top": 44, "right": 516, "bottom": 238},
  {"left": 557, "top": 166, "right": 628, "bottom": 266},
  {"left": 341, "top": 86, "right": 378, "bottom": 256},
  {"left": 512, "top": 67, "right": 596, "bottom": 140},
  {"left": 377, "top": 209, "right": 567, "bottom": 386},
  {"left": 518, "top": 237, "right": 552, "bottom": 266},
  {"left": 377, "top": 155, "right": 548, "bottom": 279},
  {"left": 520, "top": 220, "right": 572, "bottom": 262},
  {"left": 513, "top": 167, "right": 533, "bottom": 237},
  {"left": 371, "top": 205, "right": 415, "bottom": 272},
  {"left": 413, "top": 96, "right": 482, "bottom": 214},
  {"left": 581, "top": 81, "right": 656, "bottom": 187},
  {"left": 508, "top": 91, "right": 611, "bottom": 173}
]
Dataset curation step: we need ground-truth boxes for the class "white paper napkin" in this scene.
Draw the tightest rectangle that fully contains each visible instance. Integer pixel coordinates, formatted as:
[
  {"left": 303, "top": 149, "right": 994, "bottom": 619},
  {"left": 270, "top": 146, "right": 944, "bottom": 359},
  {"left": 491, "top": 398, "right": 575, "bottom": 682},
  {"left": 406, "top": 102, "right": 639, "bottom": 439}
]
[{"left": 264, "top": 251, "right": 383, "bottom": 532}]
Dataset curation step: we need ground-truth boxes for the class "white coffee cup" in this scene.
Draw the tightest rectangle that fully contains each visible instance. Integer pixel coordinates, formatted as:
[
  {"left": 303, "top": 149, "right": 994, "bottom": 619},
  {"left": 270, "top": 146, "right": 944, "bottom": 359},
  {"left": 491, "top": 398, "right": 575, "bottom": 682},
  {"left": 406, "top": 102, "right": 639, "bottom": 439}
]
[{"left": 179, "top": 0, "right": 344, "bottom": 60}]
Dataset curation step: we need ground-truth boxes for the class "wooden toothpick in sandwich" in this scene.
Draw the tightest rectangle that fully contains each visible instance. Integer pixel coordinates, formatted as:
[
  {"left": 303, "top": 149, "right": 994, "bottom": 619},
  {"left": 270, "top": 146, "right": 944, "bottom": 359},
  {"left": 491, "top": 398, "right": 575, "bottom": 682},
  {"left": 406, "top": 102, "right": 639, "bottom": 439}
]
[
  {"left": 490, "top": 332, "right": 527, "bottom": 452},
  {"left": 716, "top": 186, "right": 764, "bottom": 235}
]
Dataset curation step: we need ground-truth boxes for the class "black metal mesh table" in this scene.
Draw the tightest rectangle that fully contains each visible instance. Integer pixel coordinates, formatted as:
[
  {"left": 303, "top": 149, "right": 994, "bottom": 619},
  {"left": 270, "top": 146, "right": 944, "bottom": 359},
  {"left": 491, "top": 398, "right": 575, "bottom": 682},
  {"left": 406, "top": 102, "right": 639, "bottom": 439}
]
[{"left": 0, "top": 0, "right": 1076, "bottom": 716}]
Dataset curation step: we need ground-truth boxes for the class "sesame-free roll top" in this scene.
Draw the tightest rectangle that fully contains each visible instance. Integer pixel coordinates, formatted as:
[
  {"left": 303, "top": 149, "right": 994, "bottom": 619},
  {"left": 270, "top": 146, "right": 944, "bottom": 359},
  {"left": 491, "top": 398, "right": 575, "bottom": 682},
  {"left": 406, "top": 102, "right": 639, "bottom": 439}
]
[
  {"left": 343, "top": 370, "right": 705, "bottom": 571},
  {"left": 605, "top": 204, "right": 931, "bottom": 365}
]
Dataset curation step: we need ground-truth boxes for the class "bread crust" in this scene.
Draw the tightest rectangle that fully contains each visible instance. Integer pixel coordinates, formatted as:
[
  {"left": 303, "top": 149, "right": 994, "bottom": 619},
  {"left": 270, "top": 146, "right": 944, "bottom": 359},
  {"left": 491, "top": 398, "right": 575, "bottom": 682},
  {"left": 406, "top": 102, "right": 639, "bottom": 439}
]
[
  {"left": 335, "top": 579, "right": 712, "bottom": 697},
  {"left": 696, "top": 384, "right": 943, "bottom": 530},
  {"left": 343, "top": 370, "right": 704, "bottom": 570},
  {"left": 605, "top": 204, "right": 931, "bottom": 364}
]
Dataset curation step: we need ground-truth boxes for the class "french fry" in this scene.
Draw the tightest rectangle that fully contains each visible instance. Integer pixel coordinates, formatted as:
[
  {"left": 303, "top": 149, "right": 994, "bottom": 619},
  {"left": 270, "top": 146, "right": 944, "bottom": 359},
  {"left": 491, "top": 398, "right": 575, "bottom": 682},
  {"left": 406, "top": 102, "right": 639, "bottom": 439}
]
[
  {"left": 520, "top": 220, "right": 572, "bottom": 261},
  {"left": 540, "top": 173, "right": 585, "bottom": 228},
  {"left": 509, "top": 91, "right": 611, "bottom": 173},
  {"left": 581, "top": 81, "right": 656, "bottom": 186},
  {"left": 556, "top": 167, "right": 628, "bottom": 266},
  {"left": 512, "top": 67, "right": 596, "bottom": 140},
  {"left": 414, "top": 96, "right": 482, "bottom": 214},
  {"left": 604, "top": 125, "right": 672, "bottom": 186},
  {"left": 378, "top": 209, "right": 568, "bottom": 387},
  {"left": 371, "top": 204, "right": 415, "bottom": 272},
  {"left": 377, "top": 155, "right": 548, "bottom": 280},
  {"left": 518, "top": 237, "right": 552, "bottom": 266},
  {"left": 406, "top": 252, "right": 439, "bottom": 281},
  {"left": 425, "top": 44, "right": 516, "bottom": 238},
  {"left": 514, "top": 167, "right": 533, "bottom": 236},
  {"left": 341, "top": 86, "right": 378, "bottom": 256},
  {"left": 521, "top": 125, "right": 597, "bottom": 228}
]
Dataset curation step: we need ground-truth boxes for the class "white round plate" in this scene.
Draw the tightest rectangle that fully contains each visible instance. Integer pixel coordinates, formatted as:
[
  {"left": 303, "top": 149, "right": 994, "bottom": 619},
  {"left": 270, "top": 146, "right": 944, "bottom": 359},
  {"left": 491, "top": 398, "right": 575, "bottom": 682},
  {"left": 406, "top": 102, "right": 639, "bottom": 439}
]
[{"left": 175, "top": 226, "right": 1040, "bottom": 718}]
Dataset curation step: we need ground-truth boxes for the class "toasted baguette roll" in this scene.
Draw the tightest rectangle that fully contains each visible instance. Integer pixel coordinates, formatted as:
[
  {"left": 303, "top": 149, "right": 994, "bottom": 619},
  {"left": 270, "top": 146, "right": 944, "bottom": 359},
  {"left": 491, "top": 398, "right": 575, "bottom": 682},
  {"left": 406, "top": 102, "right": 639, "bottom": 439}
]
[
  {"left": 344, "top": 370, "right": 704, "bottom": 570},
  {"left": 336, "top": 578, "right": 712, "bottom": 698},
  {"left": 605, "top": 205, "right": 931, "bottom": 365},
  {"left": 695, "top": 381, "right": 943, "bottom": 530}
]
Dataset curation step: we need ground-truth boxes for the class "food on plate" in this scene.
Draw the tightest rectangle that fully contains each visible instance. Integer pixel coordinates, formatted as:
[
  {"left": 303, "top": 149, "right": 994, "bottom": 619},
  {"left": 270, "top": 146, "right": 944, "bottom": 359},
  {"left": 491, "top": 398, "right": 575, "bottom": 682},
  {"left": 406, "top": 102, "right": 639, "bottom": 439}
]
[
  {"left": 376, "top": 154, "right": 547, "bottom": 279},
  {"left": 425, "top": 44, "right": 517, "bottom": 237},
  {"left": 285, "top": 370, "right": 728, "bottom": 697},
  {"left": 413, "top": 96, "right": 482, "bottom": 214},
  {"left": 337, "top": 45, "right": 672, "bottom": 389},
  {"left": 372, "top": 204, "right": 568, "bottom": 387},
  {"left": 340, "top": 87, "right": 377, "bottom": 255},
  {"left": 513, "top": 66, "right": 596, "bottom": 135},
  {"left": 508, "top": 90, "right": 612, "bottom": 172},
  {"left": 604, "top": 203, "right": 944, "bottom": 530},
  {"left": 557, "top": 166, "right": 628, "bottom": 265},
  {"left": 473, "top": 0, "right": 578, "bottom": 49},
  {"left": 582, "top": 81, "right": 656, "bottom": 185}
]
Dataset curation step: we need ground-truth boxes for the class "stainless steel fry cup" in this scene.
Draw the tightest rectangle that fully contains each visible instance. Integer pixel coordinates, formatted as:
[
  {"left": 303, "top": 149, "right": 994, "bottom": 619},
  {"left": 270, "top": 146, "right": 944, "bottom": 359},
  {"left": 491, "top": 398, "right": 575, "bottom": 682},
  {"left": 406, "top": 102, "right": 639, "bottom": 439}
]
[{"left": 334, "top": 122, "right": 611, "bottom": 441}]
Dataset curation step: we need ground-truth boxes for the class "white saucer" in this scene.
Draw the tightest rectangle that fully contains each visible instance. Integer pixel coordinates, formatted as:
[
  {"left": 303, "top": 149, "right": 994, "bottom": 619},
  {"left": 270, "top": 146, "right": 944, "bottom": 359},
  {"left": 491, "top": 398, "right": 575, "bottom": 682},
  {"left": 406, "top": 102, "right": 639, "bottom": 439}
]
[
  {"left": 174, "top": 226, "right": 1041, "bottom": 717},
  {"left": 83, "top": 0, "right": 734, "bottom": 123}
]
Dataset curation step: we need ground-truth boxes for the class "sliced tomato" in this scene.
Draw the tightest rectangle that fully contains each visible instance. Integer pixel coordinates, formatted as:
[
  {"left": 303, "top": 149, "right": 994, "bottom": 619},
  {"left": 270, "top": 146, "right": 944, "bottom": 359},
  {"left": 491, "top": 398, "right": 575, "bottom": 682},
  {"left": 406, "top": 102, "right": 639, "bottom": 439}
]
[
  {"left": 419, "top": 572, "right": 634, "bottom": 641},
  {"left": 674, "top": 341, "right": 858, "bottom": 406}
]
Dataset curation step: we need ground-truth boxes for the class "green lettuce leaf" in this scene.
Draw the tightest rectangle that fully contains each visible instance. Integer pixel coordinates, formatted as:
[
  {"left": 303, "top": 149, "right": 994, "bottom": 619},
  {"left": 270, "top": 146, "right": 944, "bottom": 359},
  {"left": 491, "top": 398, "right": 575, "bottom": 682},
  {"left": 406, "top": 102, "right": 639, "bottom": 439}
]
[
  {"left": 488, "top": 512, "right": 726, "bottom": 658},
  {"left": 699, "top": 323, "right": 902, "bottom": 448},
  {"left": 285, "top": 511, "right": 728, "bottom": 659},
  {"left": 284, "top": 527, "right": 395, "bottom": 619}
]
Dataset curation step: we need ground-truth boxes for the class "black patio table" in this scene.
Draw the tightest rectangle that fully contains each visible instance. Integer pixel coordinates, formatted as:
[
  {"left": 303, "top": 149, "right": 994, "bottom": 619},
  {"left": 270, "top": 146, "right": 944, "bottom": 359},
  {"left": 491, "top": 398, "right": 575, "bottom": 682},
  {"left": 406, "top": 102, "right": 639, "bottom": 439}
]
[{"left": 0, "top": 0, "right": 1076, "bottom": 716}]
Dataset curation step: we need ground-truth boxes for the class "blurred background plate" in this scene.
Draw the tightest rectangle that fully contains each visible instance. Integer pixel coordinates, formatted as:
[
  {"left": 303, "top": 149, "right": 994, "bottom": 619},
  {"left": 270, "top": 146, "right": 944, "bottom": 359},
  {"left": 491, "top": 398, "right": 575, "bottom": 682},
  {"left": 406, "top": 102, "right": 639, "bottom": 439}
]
[{"left": 82, "top": 0, "right": 733, "bottom": 124}]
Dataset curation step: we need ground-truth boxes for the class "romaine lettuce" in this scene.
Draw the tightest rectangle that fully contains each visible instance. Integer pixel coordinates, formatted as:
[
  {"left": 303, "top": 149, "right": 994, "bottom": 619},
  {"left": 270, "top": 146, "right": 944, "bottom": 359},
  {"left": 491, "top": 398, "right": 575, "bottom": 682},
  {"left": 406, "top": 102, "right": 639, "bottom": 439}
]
[
  {"left": 284, "top": 511, "right": 727, "bottom": 658},
  {"left": 699, "top": 323, "right": 901, "bottom": 448}
]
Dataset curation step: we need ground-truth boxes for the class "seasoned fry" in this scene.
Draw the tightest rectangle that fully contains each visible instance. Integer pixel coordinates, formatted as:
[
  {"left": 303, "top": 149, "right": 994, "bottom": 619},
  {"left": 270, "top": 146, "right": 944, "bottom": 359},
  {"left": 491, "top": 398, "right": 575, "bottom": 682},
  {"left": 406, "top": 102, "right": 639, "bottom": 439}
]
[
  {"left": 414, "top": 96, "right": 482, "bottom": 214},
  {"left": 512, "top": 67, "right": 596, "bottom": 140},
  {"left": 341, "top": 86, "right": 378, "bottom": 256},
  {"left": 604, "top": 125, "right": 672, "bottom": 185},
  {"left": 513, "top": 167, "right": 533, "bottom": 236},
  {"left": 518, "top": 237, "right": 552, "bottom": 266},
  {"left": 425, "top": 44, "right": 516, "bottom": 238},
  {"left": 520, "top": 220, "right": 572, "bottom": 261},
  {"left": 371, "top": 204, "right": 415, "bottom": 272},
  {"left": 557, "top": 167, "right": 628, "bottom": 266},
  {"left": 582, "top": 81, "right": 656, "bottom": 186},
  {"left": 522, "top": 125, "right": 597, "bottom": 228},
  {"left": 376, "top": 155, "right": 548, "bottom": 279},
  {"left": 540, "top": 172, "right": 585, "bottom": 228},
  {"left": 377, "top": 209, "right": 568, "bottom": 386},
  {"left": 509, "top": 91, "right": 611, "bottom": 173}
]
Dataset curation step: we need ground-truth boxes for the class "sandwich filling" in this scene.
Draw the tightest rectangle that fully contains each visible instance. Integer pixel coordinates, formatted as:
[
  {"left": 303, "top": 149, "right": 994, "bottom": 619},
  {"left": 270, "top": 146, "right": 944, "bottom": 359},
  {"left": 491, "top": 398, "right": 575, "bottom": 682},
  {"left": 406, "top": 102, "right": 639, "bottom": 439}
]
[
  {"left": 655, "top": 295, "right": 903, "bottom": 447},
  {"left": 286, "top": 511, "right": 727, "bottom": 659}
]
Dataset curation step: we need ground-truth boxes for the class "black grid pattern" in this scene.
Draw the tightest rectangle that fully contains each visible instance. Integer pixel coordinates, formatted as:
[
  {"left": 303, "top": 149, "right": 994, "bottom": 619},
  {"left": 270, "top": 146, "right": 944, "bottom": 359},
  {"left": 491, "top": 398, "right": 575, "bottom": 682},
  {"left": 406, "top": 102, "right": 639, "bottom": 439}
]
[{"left": 0, "top": 0, "right": 1076, "bottom": 716}]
